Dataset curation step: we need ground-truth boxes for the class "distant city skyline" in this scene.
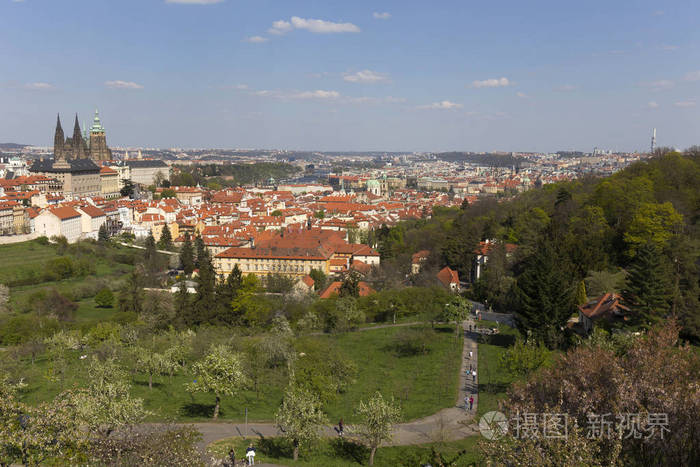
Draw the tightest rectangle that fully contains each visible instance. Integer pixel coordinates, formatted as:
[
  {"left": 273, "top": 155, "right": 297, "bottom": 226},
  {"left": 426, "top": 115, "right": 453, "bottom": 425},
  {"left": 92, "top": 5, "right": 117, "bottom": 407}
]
[{"left": 1, "top": 0, "right": 699, "bottom": 152}]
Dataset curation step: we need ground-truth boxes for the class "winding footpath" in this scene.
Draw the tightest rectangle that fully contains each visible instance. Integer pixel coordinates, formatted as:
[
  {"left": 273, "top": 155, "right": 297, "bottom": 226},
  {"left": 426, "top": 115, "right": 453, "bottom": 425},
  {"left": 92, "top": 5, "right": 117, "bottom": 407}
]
[{"left": 181, "top": 319, "right": 482, "bottom": 465}]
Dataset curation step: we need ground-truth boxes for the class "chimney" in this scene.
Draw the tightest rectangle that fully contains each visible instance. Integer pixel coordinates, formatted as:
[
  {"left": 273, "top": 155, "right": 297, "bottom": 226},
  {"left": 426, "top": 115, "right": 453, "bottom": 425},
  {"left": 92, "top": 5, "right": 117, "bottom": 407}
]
[{"left": 249, "top": 236, "right": 255, "bottom": 249}]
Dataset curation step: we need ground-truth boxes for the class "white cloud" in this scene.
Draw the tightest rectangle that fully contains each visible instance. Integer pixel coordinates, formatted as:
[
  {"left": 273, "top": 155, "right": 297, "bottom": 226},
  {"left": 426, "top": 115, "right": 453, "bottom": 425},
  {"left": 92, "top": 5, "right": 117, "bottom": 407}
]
[
  {"left": 516, "top": 92, "right": 529, "bottom": 98},
  {"left": 245, "top": 36, "right": 268, "bottom": 43},
  {"left": 290, "top": 16, "right": 360, "bottom": 33},
  {"left": 343, "top": 70, "right": 390, "bottom": 84},
  {"left": 165, "top": 0, "right": 224, "bottom": 4},
  {"left": 472, "top": 77, "right": 510, "bottom": 88},
  {"left": 683, "top": 70, "right": 700, "bottom": 81},
  {"left": 645, "top": 79, "right": 675, "bottom": 90},
  {"left": 268, "top": 20, "right": 293, "bottom": 35},
  {"left": 658, "top": 45, "right": 679, "bottom": 51},
  {"left": 269, "top": 17, "right": 360, "bottom": 35},
  {"left": 647, "top": 101, "right": 659, "bottom": 109},
  {"left": 555, "top": 84, "right": 577, "bottom": 92},
  {"left": 675, "top": 100, "right": 696, "bottom": 108},
  {"left": 105, "top": 80, "right": 144, "bottom": 90},
  {"left": 23, "top": 82, "right": 54, "bottom": 90},
  {"left": 373, "top": 12, "right": 391, "bottom": 20},
  {"left": 291, "top": 90, "right": 340, "bottom": 99},
  {"left": 417, "top": 100, "right": 463, "bottom": 110},
  {"left": 346, "top": 95, "right": 406, "bottom": 105}
]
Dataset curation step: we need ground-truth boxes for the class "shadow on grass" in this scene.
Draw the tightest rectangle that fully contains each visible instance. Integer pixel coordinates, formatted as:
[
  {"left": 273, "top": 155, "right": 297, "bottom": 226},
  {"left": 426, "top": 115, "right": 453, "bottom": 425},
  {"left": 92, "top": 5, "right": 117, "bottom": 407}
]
[
  {"left": 181, "top": 403, "right": 218, "bottom": 418},
  {"left": 133, "top": 380, "right": 165, "bottom": 390},
  {"left": 330, "top": 438, "right": 369, "bottom": 464},
  {"left": 478, "top": 333, "right": 516, "bottom": 348},
  {"left": 479, "top": 382, "right": 510, "bottom": 394},
  {"left": 256, "top": 437, "right": 294, "bottom": 459}
]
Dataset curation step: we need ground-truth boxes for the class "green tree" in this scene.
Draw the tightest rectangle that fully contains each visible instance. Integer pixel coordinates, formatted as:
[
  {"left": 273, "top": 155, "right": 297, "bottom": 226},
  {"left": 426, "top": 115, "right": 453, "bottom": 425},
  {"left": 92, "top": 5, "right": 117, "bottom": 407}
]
[
  {"left": 98, "top": 223, "right": 109, "bottom": 243},
  {"left": 514, "top": 240, "right": 576, "bottom": 348},
  {"left": 441, "top": 296, "right": 472, "bottom": 337},
  {"left": 160, "top": 188, "right": 177, "bottom": 198},
  {"left": 339, "top": 271, "right": 362, "bottom": 298},
  {"left": 186, "top": 345, "right": 249, "bottom": 419},
  {"left": 191, "top": 248, "right": 216, "bottom": 325},
  {"left": 157, "top": 224, "right": 173, "bottom": 251},
  {"left": 118, "top": 267, "right": 144, "bottom": 315},
  {"left": 275, "top": 386, "right": 328, "bottom": 461},
  {"left": 309, "top": 268, "right": 327, "bottom": 292},
  {"left": 180, "top": 232, "right": 194, "bottom": 276},
  {"left": 574, "top": 280, "right": 588, "bottom": 306},
  {"left": 94, "top": 288, "right": 114, "bottom": 308},
  {"left": 622, "top": 242, "right": 671, "bottom": 327},
  {"left": 499, "top": 336, "right": 551, "bottom": 376},
  {"left": 134, "top": 346, "right": 177, "bottom": 390},
  {"left": 354, "top": 391, "right": 401, "bottom": 466},
  {"left": 624, "top": 202, "right": 683, "bottom": 256}
]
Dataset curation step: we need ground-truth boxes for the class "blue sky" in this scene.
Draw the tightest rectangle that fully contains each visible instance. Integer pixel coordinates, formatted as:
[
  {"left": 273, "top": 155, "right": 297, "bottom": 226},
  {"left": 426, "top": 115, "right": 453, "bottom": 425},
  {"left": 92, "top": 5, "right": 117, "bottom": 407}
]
[{"left": 1, "top": 0, "right": 699, "bottom": 152}]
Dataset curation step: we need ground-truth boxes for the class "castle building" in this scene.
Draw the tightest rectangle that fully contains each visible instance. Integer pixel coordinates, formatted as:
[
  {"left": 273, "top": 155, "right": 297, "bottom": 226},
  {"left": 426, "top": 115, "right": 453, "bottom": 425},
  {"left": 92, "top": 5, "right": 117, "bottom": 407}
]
[
  {"left": 29, "top": 111, "right": 111, "bottom": 199},
  {"left": 53, "top": 111, "right": 113, "bottom": 162}
]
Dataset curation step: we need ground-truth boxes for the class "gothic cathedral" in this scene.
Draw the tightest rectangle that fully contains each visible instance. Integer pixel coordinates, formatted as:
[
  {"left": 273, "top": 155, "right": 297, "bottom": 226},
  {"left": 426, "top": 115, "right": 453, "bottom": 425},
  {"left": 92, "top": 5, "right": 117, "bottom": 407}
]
[{"left": 54, "top": 110, "right": 113, "bottom": 163}]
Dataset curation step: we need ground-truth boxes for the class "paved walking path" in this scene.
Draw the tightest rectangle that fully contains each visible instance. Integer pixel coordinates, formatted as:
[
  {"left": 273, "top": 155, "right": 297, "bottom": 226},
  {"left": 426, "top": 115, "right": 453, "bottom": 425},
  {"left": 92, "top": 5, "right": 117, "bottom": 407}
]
[{"left": 181, "top": 319, "right": 481, "bottom": 462}]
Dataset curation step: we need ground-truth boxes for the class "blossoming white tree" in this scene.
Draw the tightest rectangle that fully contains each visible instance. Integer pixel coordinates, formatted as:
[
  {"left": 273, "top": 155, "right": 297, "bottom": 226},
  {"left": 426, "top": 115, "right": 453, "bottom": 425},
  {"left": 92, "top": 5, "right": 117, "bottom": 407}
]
[
  {"left": 354, "top": 391, "right": 401, "bottom": 466},
  {"left": 186, "top": 345, "right": 249, "bottom": 419}
]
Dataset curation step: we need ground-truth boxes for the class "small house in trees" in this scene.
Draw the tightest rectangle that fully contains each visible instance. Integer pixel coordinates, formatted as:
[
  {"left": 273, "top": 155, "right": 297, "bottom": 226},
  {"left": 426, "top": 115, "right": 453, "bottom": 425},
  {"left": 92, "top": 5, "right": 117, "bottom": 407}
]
[
  {"left": 437, "top": 266, "right": 460, "bottom": 293},
  {"left": 319, "top": 281, "right": 376, "bottom": 299},
  {"left": 411, "top": 250, "right": 430, "bottom": 274},
  {"left": 577, "top": 293, "right": 629, "bottom": 334},
  {"left": 295, "top": 275, "right": 315, "bottom": 294},
  {"left": 472, "top": 240, "right": 517, "bottom": 282}
]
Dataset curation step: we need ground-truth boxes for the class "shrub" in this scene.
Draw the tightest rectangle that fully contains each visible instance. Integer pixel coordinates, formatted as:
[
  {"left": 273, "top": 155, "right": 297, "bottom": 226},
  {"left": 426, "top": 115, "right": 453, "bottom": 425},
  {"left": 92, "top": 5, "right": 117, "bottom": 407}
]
[
  {"left": 392, "top": 327, "right": 434, "bottom": 357},
  {"left": 95, "top": 288, "right": 115, "bottom": 308}
]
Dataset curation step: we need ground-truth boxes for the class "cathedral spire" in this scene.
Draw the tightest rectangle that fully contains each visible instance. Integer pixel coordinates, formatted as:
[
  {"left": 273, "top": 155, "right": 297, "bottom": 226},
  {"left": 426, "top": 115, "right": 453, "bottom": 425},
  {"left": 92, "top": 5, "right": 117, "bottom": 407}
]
[{"left": 54, "top": 113, "right": 65, "bottom": 161}]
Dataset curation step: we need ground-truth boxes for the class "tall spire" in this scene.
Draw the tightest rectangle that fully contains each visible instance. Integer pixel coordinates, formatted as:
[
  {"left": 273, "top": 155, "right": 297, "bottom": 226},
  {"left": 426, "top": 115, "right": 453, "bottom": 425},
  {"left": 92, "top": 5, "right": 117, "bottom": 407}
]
[
  {"left": 72, "top": 114, "right": 85, "bottom": 159},
  {"left": 54, "top": 113, "right": 65, "bottom": 161}
]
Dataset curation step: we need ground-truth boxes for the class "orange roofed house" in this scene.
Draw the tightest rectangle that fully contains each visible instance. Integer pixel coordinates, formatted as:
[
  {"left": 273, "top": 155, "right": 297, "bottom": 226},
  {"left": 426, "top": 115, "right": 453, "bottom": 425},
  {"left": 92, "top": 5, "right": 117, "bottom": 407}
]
[
  {"left": 212, "top": 228, "right": 380, "bottom": 281},
  {"left": 577, "top": 293, "right": 629, "bottom": 334},
  {"left": 437, "top": 266, "right": 460, "bottom": 293},
  {"left": 34, "top": 206, "right": 82, "bottom": 242}
]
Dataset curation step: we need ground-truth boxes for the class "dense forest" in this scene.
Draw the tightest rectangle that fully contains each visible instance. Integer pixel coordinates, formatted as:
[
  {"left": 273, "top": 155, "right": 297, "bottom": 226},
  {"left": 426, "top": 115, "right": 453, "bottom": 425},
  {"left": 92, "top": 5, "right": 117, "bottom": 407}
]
[
  {"left": 376, "top": 152, "right": 700, "bottom": 345},
  {"left": 170, "top": 162, "right": 300, "bottom": 188}
]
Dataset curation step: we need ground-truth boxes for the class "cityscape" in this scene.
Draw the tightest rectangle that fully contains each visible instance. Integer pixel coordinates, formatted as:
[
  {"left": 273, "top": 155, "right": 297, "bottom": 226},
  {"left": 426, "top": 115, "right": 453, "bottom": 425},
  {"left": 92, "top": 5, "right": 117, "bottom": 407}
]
[{"left": 1, "top": 1, "right": 699, "bottom": 467}]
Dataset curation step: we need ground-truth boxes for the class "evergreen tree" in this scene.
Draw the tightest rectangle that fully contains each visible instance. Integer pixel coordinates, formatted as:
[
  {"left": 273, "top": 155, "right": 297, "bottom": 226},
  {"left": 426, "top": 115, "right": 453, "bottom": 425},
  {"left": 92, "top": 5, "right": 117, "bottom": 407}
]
[
  {"left": 623, "top": 242, "right": 671, "bottom": 327},
  {"left": 174, "top": 280, "right": 190, "bottom": 327},
  {"left": 191, "top": 248, "right": 216, "bottom": 325},
  {"left": 143, "top": 232, "right": 161, "bottom": 280},
  {"left": 180, "top": 232, "right": 194, "bottom": 276},
  {"left": 98, "top": 224, "right": 109, "bottom": 243},
  {"left": 514, "top": 240, "right": 576, "bottom": 348},
  {"left": 194, "top": 234, "right": 206, "bottom": 269},
  {"left": 157, "top": 224, "right": 173, "bottom": 251},
  {"left": 339, "top": 271, "right": 362, "bottom": 298},
  {"left": 575, "top": 280, "right": 588, "bottom": 306},
  {"left": 214, "top": 265, "right": 243, "bottom": 324},
  {"left": 118, "top": 268, "right": 144, "bottom": 315}
]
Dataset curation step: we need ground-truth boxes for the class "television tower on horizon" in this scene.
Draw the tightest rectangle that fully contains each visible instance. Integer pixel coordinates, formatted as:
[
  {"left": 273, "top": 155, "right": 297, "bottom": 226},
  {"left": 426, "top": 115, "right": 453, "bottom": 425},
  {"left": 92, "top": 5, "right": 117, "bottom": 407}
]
[{"left": 651, "top": 128, "right": 656, "bottom": 154}]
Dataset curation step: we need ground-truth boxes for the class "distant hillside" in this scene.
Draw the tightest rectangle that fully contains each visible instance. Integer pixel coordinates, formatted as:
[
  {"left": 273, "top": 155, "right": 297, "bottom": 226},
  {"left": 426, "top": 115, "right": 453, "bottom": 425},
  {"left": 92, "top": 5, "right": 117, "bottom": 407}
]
[{"left": 0, "top": 143, "right": 29, "bottom": 150}]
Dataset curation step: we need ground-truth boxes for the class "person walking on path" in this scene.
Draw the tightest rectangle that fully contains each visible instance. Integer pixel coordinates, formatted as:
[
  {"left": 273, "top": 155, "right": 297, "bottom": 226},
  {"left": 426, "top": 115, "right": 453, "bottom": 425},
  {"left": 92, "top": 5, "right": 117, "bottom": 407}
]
[
  {"left": 469, "top": 395, "right": 474, "bottom": 411},
  {"left": 338, "top": 418, "right": 344, "bottom": 437},
  {"left": 464, "top": 396, "right": 469, "bottom": 412},
  {"left": 228, "top": 449, "right": 236, "bottom": 466},
  {"left": 469, "top": 350, "right": 473, "bottom": 360},
  {"left": 472, "top": 369, "right": 477, "bottom": 382},
  {"left": 246, "top": 443, "right": 256, "bottom": 465}
]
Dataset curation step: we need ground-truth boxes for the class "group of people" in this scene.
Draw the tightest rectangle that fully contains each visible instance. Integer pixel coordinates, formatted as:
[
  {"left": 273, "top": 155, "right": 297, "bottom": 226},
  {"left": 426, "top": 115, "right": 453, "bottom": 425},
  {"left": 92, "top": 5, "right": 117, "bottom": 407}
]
[{"left": 227, "top": 444, "right": 256, "bottom": 466}]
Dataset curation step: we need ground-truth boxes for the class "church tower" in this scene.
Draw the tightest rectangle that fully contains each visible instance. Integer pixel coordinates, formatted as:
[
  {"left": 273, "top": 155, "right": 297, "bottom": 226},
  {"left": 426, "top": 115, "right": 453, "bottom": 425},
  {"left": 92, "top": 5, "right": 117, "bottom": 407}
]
[
  {"left": 89, "top": 109, "right": 113, "bottom": 161},
  {"left": 53, "top": 114, "right": 65, "bottom": 161},
  {"left": 72, "top": 114, "right": 88, "bottom": 159}
]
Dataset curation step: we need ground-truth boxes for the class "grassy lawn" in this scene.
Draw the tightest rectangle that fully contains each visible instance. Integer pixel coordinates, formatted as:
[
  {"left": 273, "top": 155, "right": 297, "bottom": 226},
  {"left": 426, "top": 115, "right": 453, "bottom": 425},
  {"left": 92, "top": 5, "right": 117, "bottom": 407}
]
[
  {"left": 208, "top": 435, "right": 483, "bottom": 467},
  {"left": 16, "top": 324, "right": 464, "bottom": 423},
  {"left": 0, "top": 239, "right": 57, "bottom": 284},
  {"left": 476, "top": 321, "right": 519, "bottom": 418}
]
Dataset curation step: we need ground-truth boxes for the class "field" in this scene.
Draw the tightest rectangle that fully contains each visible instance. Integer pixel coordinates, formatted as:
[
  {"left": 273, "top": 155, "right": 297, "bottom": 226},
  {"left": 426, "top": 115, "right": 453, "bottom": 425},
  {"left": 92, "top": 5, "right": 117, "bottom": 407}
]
[
  {"left": 15, "top": 324, "right": 463, "bottom": 423},
  {"left": 208, "top": 435, "right": 483, "bottom": 467}
]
